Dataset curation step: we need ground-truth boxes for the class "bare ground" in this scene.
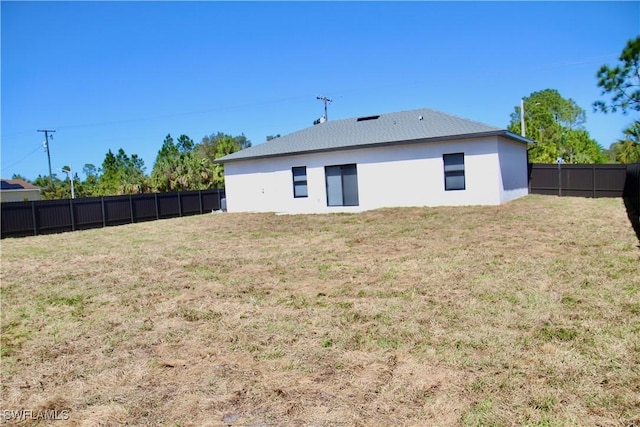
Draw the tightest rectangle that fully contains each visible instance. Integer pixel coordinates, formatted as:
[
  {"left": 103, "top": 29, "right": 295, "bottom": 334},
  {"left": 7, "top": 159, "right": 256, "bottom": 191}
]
[{"left": 1, "top": 195, "right": 639, "bottom": 426}]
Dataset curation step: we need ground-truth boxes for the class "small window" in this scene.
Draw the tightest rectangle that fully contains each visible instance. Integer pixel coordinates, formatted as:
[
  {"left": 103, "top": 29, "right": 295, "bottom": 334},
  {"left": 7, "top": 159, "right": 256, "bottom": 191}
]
[
  {"left": 325, "top": 164, "right": 359, "bottom": 206},
  {"left": 443, "top": 153, "right": 465, "bottom": 191},
  {"left": 292, "top": 166, "right": 308, "bottom": 198}
]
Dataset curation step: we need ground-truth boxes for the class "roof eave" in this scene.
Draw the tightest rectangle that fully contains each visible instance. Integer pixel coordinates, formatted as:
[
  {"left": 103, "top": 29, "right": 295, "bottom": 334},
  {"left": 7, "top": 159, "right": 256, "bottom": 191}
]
[{"left": 500, "top": 130, "right": 535, "bottom": 145}]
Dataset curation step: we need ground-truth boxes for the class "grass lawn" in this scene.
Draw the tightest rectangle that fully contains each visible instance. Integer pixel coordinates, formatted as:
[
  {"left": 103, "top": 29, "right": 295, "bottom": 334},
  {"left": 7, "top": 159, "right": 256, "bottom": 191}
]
[{"left": 1, "top": 195, "right": 639, "bottom": 426}]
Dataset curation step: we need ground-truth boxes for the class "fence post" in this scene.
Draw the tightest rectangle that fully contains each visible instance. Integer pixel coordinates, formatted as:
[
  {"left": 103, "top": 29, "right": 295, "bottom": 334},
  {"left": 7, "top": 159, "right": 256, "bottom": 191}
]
[
  {"left": 31, "top": 201, "right": 37, "bottom": 236},
  {"left": 178, "top": 192, "right": 182, "bottom": 217},
  {"left": 199, "top": 190, "right": 203, "bottom": 214},
  {"left": 558, "top": 163, "right": 562, "bottom": 197},
  {"left": 101, "top": 197, "right": 106, "bottom": 228},
  {"left": 69, "top": 198, "right": 76, "bottom": 232},
  {"left": 592, "top": 164, "right": 596, "bottom": 198},
  {"left": 129, "top": 195, "right": 134, "bottom": 224},
  {"left": 155, "top": 193, "right": 159, "bottom": 220}
]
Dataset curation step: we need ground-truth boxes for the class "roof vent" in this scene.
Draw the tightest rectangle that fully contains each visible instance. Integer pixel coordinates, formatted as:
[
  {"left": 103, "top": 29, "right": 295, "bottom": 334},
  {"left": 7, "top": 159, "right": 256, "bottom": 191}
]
[{"left": 356, "top": 115, "right": 380, "bottom": 122}]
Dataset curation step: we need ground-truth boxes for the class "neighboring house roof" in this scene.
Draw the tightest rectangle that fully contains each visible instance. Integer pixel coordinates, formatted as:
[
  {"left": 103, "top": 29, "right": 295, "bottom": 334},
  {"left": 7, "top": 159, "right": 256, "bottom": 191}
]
[
  {"left": 218, "top": 107, "right": 531, "bottom": 163},
  {"left": 0, "top": 179, "right": 41, "bottom": 191}
]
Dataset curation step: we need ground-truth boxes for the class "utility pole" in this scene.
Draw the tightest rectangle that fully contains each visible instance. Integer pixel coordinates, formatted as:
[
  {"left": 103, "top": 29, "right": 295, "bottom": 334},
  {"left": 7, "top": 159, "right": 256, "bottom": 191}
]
[
  {"left": 520, "top": 99, "right": 526, "bottom": 137},
  {"left": 316, "top": 95, "right": 332, "bottom": 121},
  {"left": 38, "top": 129, "right": 56, "bottom": 188}
]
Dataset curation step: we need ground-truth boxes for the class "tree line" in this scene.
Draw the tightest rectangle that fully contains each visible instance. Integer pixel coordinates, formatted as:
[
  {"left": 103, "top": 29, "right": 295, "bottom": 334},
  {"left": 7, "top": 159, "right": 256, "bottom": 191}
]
[
  {"left": 13, "top": 132, "right": 250, "bottom": 200},
  {"left": 512, "top": 36, "right": 639, "bottom": 164},
  {"left": 12, "top": 37, "right": 639, "bottom": 200}
]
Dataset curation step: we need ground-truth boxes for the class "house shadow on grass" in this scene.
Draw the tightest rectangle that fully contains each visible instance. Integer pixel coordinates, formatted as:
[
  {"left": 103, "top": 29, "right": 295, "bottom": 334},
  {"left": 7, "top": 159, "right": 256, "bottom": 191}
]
[
  {"left": 623, "top": 163, "right": 640, "bottom": 245},
  {"left": 624, "top": 196, "right": 640, "bottom": 244}
]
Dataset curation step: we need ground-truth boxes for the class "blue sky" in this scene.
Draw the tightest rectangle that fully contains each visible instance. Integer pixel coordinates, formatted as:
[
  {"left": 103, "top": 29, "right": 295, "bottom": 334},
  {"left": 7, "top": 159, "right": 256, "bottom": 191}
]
[{"left": 2, "top": 1, "right": 638, "bottom": 181}]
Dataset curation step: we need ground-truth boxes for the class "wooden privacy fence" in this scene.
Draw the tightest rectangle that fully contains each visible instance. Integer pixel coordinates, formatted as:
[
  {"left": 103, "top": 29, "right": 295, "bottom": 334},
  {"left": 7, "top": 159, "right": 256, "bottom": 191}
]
[
  {"left": 627, "top": 163, "right": 640, "bottom": 216},
  {"left": 528, "top": 163, "right": 640, "bottom": 216},
  {"left": 529, "top": 163, "right": 627, "bottom": 197},
  {"left": 1, "top": 189, "right": 225, "bottom": 238},
  {"left": 3, "top": 165, "right": 639, "bottom": 239}
]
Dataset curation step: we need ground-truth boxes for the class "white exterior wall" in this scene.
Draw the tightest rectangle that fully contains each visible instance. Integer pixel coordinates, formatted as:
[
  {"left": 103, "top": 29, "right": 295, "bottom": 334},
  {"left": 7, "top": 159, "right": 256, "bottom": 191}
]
[
  {"left": 497, "top": 137, "right": 529, "bottom": 203},
  {"left": 224, "top": 136, "right": 527, "bottom": 214},
  {"left": 0, "top": 189, "right": 41, "bottom": 203}
]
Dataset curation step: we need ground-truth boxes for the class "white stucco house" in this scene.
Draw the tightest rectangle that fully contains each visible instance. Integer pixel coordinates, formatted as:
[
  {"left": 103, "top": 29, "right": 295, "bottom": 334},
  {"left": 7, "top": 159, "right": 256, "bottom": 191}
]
[
  {"left": 217, "top": 108, "right": 531, "bottom": 214},
  {"left": 0, "top": 179, "right": 41, "bottom": 202}
]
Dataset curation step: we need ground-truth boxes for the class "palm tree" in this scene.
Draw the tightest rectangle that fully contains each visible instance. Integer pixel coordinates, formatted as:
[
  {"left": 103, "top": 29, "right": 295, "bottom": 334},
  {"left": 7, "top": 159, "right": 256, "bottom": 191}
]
[{"left": 615, "top": 122, "right": 640, "bottom": 163}]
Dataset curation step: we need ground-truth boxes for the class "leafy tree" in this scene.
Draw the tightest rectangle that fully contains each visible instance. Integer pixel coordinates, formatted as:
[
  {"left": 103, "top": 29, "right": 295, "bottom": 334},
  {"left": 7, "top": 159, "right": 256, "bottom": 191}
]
[
  {"left": 79, "top": 163, "right": 99, "bottom": 196},
  {"left": 197, "top": 133, "right": 222, "bottom": 160},
  {"left": 97, "top": 149, "right": 119, "bottom": 195},
  {"left": 508, "top": 89, "right": 604, "bottom": 163},
  {"left": 120, "top": 152, "right": 149, "bottom": 194},
  {"left": 602, "top": 144, "right": 618, "bottom": 163},
  {"left": 83, "top": 163, "right": 98, "bottom": 178},
  {"left": 176, "top": 134, "right": 194, "bottom": 153},
  {"left": 10, "top": 173, "right": 29, "bottom": 182},
  {"left": 26, "top": 169, "right": 88, "bottom": 200},
  {"left": 32, "top": 174, "right": 65, "bottom": 199},
  {"left": 151, "top": 133, "right": 216, "bottom": 192},
  {"left": 211, "top": 135, "right": 244, "bottom": 186},
  {"left": 594, "top": 37, "right": 640, "bottom": 116},
  {"left": 235, "top": 133, "right": 252, "bottom": 149},
  {"left": 98, "top": 148, "right": 149, "bottom": 195},
  {"left": 156, "top": 134, "right": 179, "bottom": 161},
  {"left": 560, "top": 129, "right": 606, "bottom": 164},
  {"left": 151, "top": 134, "right": 178, "bottom": 192},
  {"left": 197, "top": 132, "right": 251, "bottom": 159},
  {"left": 608, "top": 122, "right": 640, "bottom": 163},
  {"left": 196, "top": 132, "right": 252, "bottom": 187}
]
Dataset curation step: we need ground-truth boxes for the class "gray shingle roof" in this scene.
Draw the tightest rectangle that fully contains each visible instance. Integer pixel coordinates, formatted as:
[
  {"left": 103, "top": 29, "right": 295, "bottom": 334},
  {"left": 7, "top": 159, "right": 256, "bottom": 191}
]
[
  {"left": 1, "top": 179, "right": 40, "bottom": 190},
  {"left": 218, "top": 107, "right": 527, "bottom": 163}
]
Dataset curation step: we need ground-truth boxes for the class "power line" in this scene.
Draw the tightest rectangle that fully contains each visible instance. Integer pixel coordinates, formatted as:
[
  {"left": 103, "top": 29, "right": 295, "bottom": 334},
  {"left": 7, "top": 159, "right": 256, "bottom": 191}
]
[
  {"left": 1, "top": 144, "right": 44, "bottom": 175},
  {"left": 52, "top": 96, "right": 311, "bottom": 132},
  {"left": 1, "top": 96, "right": 311, "bottom": 140}
]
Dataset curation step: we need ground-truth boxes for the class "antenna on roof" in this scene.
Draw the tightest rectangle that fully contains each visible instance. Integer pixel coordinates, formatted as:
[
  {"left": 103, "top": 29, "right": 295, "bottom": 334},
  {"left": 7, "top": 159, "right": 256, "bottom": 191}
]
[{"left": 316, "top": 95, "right": 332, "bottom": 121}]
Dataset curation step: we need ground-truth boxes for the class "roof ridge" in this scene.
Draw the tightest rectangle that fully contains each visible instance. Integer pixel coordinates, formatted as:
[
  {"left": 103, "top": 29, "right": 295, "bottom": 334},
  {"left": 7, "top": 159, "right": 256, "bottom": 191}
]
[{"left": 327, "top": 106, "right": 500, "bottom": 130}]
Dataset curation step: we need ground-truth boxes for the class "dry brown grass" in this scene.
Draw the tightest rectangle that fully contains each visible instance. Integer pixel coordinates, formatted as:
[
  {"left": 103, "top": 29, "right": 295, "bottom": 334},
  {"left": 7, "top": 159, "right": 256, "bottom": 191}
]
[{"left": 1, "top": 195, "right": 639, "bottom": 426}]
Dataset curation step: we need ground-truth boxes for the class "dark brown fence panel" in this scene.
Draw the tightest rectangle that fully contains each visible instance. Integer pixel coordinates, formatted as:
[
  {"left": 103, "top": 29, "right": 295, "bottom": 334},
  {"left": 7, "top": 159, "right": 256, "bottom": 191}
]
[
  {"left": 560, "top": 167, "right": 593, "bottom": 198},
  {"left": 1, "top": 201, "right": 36, "bottom": 237},
  {"left": 2, "top": 189, "right": 226, "bottom": 239},
  {"left": 157, "top": 193, "right": 180, "bottom": 218},
  {"left": 625, "top": 163, "right": 640, "bottom": 216},
  {"left": 131, "top": 194, "right": 157, "bottom": 222},
  {"left": 593, "top": 165, "right": 627, "bottom": 197},
  {"left": 530, "top": 164, "right": 628, "bottom": 198},
  {"left": 202, "top": 190, "right": 223, "bottom": 211},
  {"left": 36, "top": 199, "right": 74, "bottom": 234},
  {"left": 104, "top": 196, "right": 133, "bottom": 226},
  {"left": 529, "top": 164, "right": 558, "bottom": 196},
  {"left": 180, "top": 192, "right": 202, "bottom": 216},
  {"left": 73, "top": 197, "right": 104, "bottom": 230}
]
